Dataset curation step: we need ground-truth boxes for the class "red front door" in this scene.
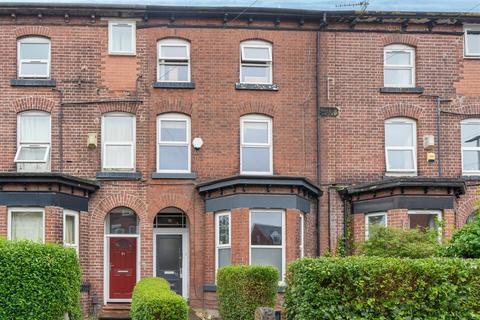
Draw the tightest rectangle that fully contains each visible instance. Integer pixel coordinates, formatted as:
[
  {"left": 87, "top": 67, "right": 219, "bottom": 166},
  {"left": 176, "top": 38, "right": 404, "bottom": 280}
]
[{"left": 109, "top": 237, "right": 137, "bottom": 300}]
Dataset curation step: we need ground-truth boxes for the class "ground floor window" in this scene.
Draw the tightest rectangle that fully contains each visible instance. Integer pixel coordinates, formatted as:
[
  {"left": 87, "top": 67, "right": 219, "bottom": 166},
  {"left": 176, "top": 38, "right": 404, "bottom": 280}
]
[
  {"left": 216, "top": 211, "right": 231, "bottom": 273},
  {"left": 64, "top": 210, "right": 79, "bottom": 252},
  {"left": 365, "top": 212, "right": 387, "bottom": 240},
  {"left": 250, "top": 210, "right": 285, "bottom": 281},
  {"left": 299, "top": 213, "right": 305, "bottom": 258},
  {"left": 408, "top": 210, "right": 441, "bottom": 231},
  {"left": 8, "top": 208, "right": 44, "bottom": 243}
]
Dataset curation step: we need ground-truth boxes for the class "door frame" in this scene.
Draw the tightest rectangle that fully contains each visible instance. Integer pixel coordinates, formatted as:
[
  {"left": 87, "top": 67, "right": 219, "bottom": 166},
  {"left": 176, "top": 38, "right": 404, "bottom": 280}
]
[
  {"left": 153, "top": 228, "right": 189, "bottom": 298},
  {"left": 104, "top": 234, "right": 141, "bottom": 304}
]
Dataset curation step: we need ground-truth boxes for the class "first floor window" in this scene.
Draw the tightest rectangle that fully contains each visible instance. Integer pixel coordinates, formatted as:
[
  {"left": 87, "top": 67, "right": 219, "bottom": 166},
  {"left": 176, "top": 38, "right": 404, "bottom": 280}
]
[
  {"left": 9, "top": 208, "right": 44, "bottom": 243},
  {"left": 408, "top": 210, "right": 442, "bottom": 236},
  {"left": 18, "top": 36, "right": 51, "bottom": 78},
  {"left": 365, "top": 212, "right": 387, "bottom": 240},
  {"left": 102, "top": 112, "right": 136, "bottom": 171},
  {"left": 385, "top": 118, "right": 416, "bottom": 174},
  {"left": 461, "top": 119, "right": 480, "bottom": 174},
  {"left": 157, "top": 39, "right": 190, "bottom": 82},
  {"left": 216, "top": 212, "right": 231, "bottom": 273},
  {"left": 250, "top": 210, "right": 284, "bottom": 281},
  {"left": 109, "top": 21, "right": 136, "bottom": 55},
  {"left": 15, "top": 111, "right": 51, "bottom": 167},
  {"left": 240, "top": 40, "right": 272, "bottom": 84},
  {"left": 64, "top": 210, "right": 79, "bottom": 252},
  {"left": 240, "top": 115, "right": 273, "bottom": 175},
  {"left": 465, "top": 25, "right": 480, "bottom": 57},
  {"left": 384, "top": 44, "right": 415, "bottom": 88},
  {"left": 157, "top": 113, "right": 191, "bottom": 173}
]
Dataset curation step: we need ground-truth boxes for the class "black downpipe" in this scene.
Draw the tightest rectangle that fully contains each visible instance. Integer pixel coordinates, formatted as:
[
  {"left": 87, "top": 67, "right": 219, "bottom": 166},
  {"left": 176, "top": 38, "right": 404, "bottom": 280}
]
[
  {"left": 315, "top": 31, "right": 321, "bottom": 257},
  {"left": 343, "top": 197, "right": 349, "bottom": 255},
  {"left": 436, "top": 97, "right": 442, "bottom": 177}
]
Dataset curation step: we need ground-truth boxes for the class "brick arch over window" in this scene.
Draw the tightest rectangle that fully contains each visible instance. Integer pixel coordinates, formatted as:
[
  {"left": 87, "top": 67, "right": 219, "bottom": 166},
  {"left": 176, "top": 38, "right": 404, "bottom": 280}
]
[
  {"left": 147, "top": 194, "right": 194, "bottom": 222},
  {"left": 12, "top": 96, "right": 56, "bottom": 113},
  {"left": 90, "top": 193, "right": 147, "bottom": 226},
  {"left": 98, "top": 102, "right": 141, "bottom": 115},
  {"left": 15, "top": 26, "right": 51, "bottom": 38},
  {"left": 457, "top": 195, "right": 478, "bottom": 227},
  {"left": 240, "top": 37, "right": 274, "bottom": 44},
  {"left": 154, "top": 98, "right": 193, "bottom": 116},
  {"left": 380, "top": 103, "right": 423, "bottom": 120},
  {"left": 382, "top": 34, "right": 419, "bottom": 47},
  {"left": 238, "top": 101, "right": 276, "bottom": 118}
]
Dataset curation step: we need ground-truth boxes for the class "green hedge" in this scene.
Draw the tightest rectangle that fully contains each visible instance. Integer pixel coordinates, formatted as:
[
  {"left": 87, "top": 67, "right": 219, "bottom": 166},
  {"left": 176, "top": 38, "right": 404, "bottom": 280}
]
[
  {"left": 131, "top": 277, "right": 188, "bottom": 320},
  {"left": 0, "top": 239, "right": 81, "bottom": 320},
  {"left": 440, "top": 217, "right": 480, "bottom": 258},
  {"left": 285, "top": 256, "right": 480, "bottom": 320},
  {"left": 217, "top": 265, "right": 278, "bottom": 320}
]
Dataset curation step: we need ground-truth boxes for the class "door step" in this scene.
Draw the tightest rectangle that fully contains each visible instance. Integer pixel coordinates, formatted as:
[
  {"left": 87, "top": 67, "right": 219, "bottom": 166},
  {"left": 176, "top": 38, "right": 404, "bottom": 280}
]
[{"left": 98, "top": 304, "right": 131, "bottom": 320}]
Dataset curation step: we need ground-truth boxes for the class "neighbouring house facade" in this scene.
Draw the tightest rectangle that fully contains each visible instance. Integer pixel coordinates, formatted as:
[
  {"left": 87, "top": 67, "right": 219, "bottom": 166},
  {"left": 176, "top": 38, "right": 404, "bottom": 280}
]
[{"left": 0, "top": 3, "right": 479, "bottom": 317}]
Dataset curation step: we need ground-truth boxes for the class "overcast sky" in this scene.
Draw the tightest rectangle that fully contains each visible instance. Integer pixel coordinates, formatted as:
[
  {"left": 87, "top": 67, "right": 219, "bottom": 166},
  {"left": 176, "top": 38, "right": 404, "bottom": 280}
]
[{"left": 2, "top": 0, "right": 480, "bottom": 13}]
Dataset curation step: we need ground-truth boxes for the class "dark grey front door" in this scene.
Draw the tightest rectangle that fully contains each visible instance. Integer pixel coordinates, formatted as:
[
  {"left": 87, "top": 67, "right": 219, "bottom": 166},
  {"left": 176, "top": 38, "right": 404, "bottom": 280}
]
[{"left": 156, "top": 234, "right": 183, "bottom": 295}]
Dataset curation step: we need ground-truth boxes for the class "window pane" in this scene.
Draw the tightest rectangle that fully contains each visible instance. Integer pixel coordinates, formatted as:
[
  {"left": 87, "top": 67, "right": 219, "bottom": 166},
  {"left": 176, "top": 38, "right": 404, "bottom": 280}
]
[
  {"left": 112, "top": 24, "right": 133, "bottom": 52},
  {"left": 17, "top": 146, "right": 48, "bottom": 161},
  {"left": 463, "top": 150, "right": 480, "bottom": 171},
  {"left": 243, "top": 47, "right": 270, "bottom": 60},
  {"left": 159, "top": 145, "right": 188, "bottom": 171},
  {"left": 218, "top": 248, "right": 231, "bottom": 269},
  {"left": 385, "top": 123, "right": 414, "bottom": 147},
  {"left": 461, "top": 123, "right": 480, "bottom": 147},
  {"left": 409, "top": 214, "right": 438, "bottom": 231},
  {"left": 251, "top": 248, "right": 282, "bottom": 279},
  {"left": 241, "top": 147, "right": 270, "bottom": 173},
  {"left": 367, "top": 215, "right": 386, "bottom": 227},
  {"left": 108, "top": 208, "right": 137, "bottom": 234},
  {"left": 467, "top": 32, "right": 480, "bottom": 54},
  {"left": 384, "top": 68, "right": 412, "bottom": 86},
  {"left": 19, "top": 114, "right": 50, "bottom": 142},
  {"left": 387, "top": 150, "right": 414, "bottom": 170},
  {"left": 160, "top": 45, "right": 188, "bottom": 58},
  {"left": 218, "top": 215, "right": 230, "bottom": 245},
  {"left": 65, "top": 215, "right": 76, "bottom": 245},
  {"left": 241, "top": 65, "right": 271, "bottom": 83},
  {"left": 251, "top": 212, "right": 282, "bottom": 246},
  {"left": 385, "top": 51, "right": 411, "bottom": 65},
  {"left": 21, "top": 62, "right": 48, "bottom": 77},
  {"left": 104, "top": 116, "right": 134, "bottom": 142},
  {"left": 11, "top": 211, "right": 43, "bottom": 242},
  {"left": 158, "top": 64, "right": 189, "bottom": 82},
  {"left": 104, "top": 145, "right": 133, "bottom": 168},
  {"left": 160, "top": 120, "right": 187, "bottom": 142},
  {"left": 243, "top": 121, "right": 268, "bottom": 144},
  {"left": 20, "top": 43, "right": 49, "bottom": 60}
]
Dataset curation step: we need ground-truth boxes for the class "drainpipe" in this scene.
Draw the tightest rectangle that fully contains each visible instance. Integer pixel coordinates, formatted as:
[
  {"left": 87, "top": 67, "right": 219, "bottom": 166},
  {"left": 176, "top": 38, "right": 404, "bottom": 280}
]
[
  {"left": 315, "top": 30, "right": 322, "bottom": 257},
  {"left": 52, "top": 88, "right": 65, "bottom": 172},
  {"left": 436, "top": 96, "right": 442, "bottom": 177}
]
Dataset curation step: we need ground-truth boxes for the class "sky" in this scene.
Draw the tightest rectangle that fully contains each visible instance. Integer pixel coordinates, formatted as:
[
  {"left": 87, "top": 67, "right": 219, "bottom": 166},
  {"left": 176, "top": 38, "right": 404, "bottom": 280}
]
[{"left": 2, "top": 0, "right": 480, "bottom": 13}]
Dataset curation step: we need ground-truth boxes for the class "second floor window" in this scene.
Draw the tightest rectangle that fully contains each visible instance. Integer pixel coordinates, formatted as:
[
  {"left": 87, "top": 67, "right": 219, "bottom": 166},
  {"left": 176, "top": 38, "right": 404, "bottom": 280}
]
[
  {"left": 108, "top": 21, "right": 136, "bottom": 55},
  {"left": 464, "top": 25, "right": 480, "bottom": 57},
  {"left": 15, "top": 111, "right": 51, "bottom": 166},
  {"left": 157, "top": 113, "right": 191, "bottom": 173},
  {"left": 385, "top": 118, "right": 416, "bottom": 174},
  {"left": 461, "top": 119, "right": 480, "bottom": 175},
  {"left": 240, "top": 40, "right": 272, "bottom": 84},
  {"left": 240, "top": 115, "right": 272, "bottom": 175},
  {"left": 18, "top": 37, "right": 51, "bottom": 78},
  {"left": 384, "top": 44, "right": 415, "bottom": 88},
  {"left": 157, "top": 39, "right": 190, "bottom": 82},
  {"left": 102, "top": 113, "right": 136, "bottom": 171}
]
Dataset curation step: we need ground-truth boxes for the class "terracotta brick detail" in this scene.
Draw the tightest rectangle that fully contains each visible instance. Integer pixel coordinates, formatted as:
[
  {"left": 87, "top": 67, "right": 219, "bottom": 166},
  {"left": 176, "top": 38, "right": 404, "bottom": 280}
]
[
  {"left": 380, "top": 102, "right": 423, "bottom": 120},
  {"left": 15, "top": 25, "right": 51, "bottom": 38},
  {"left": 12, "top": 96, "right": 56, "bottom": 113},
  {"left": 238, "top": 101, "right": 277, "bottom": 118},
  {"left": 382, "top": 34, "right": 419, "bottom": 47},
  {"left": 155, "top": 98, "right": 193, "bottom": 116},
  {"left": 98, "top": 101, "right": 141, "bottom": 115}
]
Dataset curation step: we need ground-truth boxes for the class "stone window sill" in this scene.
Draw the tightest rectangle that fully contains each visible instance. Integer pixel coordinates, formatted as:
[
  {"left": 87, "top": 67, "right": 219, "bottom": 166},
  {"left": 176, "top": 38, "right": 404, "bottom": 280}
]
[
  {"left": 153, "top": 82, "right": 195, "bottom": 89},
  {"left": 96, "top": 171, "right": 142, "bottom": 181},
  {"left": 462, "top": 175, "right": 480, "bottom": 180},
  {"left": 11, "top": 79, "right": 57, "bottom": 87},
  {"left": 379, "top": 87, "right": 424, "bottom": 94},
  {"left": 235, "top": 83, "right": 279, "bottom": 91},
  {"left": 151, "top": 172, "right": 197, "bottom": 180}
]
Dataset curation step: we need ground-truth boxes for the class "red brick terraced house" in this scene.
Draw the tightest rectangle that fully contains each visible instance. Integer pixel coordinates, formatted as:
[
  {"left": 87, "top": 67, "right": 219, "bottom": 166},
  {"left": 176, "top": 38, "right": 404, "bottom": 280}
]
[{"left": 0, "top": 3, "right": 479, "bottom": 318}]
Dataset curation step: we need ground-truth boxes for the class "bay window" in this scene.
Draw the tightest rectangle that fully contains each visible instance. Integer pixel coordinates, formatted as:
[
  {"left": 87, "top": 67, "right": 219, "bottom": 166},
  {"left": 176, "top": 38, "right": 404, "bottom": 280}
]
[
  {"left": 215, "top": 212, "right": 231, "bottom": 273},
  {"left": 385, "top": 118, "right": 417, "bottom": 174},
  {"left": 102, "top": 113, "right": 136, "bottom": 171},
  {"left": 365, "top": 212, "right": 387, "bottom": 240},
  {"left": 157, "top": 113, "right": 191, "bottom": 173},
  {"left": 64, "top": 210, "right": 79, "bottom": 252},
  {"left": 240, "top": 115, "right": 272, "bottom": 175},
  {"left": 8, "top": 208, "right": 44, "bottom": 243}
]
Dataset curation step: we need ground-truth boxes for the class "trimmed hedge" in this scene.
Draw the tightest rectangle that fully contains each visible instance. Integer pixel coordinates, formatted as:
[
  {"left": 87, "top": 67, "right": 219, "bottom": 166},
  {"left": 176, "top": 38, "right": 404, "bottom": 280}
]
[
  {"left": 217, "top": 265, "right": 278, "bottom": 320},
  {"left": 285, "top": 256, "right": 480, "bottom": 319},
  {"left": 131, "top": 277, "right": 188, "bottom": 320},
  {"left": 0, "top": 239, "right": 81, "bottom": 320},
  {"left": 439, "top": 217, "right": 480, "bottom": 258}
]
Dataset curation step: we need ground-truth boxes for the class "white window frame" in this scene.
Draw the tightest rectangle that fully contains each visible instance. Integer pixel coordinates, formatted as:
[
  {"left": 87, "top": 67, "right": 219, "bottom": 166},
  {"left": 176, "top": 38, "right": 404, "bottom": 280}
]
[
  {"left": 249, "top": 209, "right": 286, "bottom": 283},
  {"left": 364, "top": 212, "right": 387, "bottom": 240},
  {"left": 240, "top": 40, "right": 273, "bottom": 85},
  {"left": 384, "top": 117, "right": 417, "bottom": 175},
  {"left": 17, "top": 36, "right": 51, "bottom": 79},
  {"left": 157, "top": 113, "right": 191, "bottom": 173},
  {"left": 63, "top": 209, "right": 79, "bottom": 252},
  {"left": 215, "top": 211, "right": 231, "bottom": 276},
  {"left": 384, "top": 44, "right": 415, "bottom": 88},
  {"left": 108, "top": 20, "right": 136, "bottom": 55},
  {"left": 101, "top": 112, "right": 136, "bottom": 171},
  {"left": 14, "top": 111, "right": 51, "bottom": 164},
  {"left": 408, "top": 210, "right": 442, "bottom": 240},
  {"left": 8, "top": 207, "right": 45, "bottom": 243},
  {"left": 157, "top": 39, "right": 191, "bottom": 82},
  {"left": 461, "top": 119, "right": 480, "bottom": 175},
  {"left": 464, "top": 25, "right": 480, "bottom": 58},
  {"left": 299, "top": 213, "right": 305, "bottom": 258},
  {"left": 240, "top": 115, "right": 273, "bottom": 175}
]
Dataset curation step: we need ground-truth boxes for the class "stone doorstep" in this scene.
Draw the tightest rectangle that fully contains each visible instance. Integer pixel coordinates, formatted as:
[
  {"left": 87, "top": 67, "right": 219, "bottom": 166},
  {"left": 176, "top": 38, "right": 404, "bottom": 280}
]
[
  {"left": 98, "top": 304, "right": 131, "bottom": 320},
  {"left": 190, "top": 308, "right": 221, "bottom": 320}
]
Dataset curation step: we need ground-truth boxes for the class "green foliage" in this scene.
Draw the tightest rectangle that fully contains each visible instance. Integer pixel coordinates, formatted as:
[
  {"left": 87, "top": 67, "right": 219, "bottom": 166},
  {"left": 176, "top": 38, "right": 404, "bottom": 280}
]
[
  {"left": 131, "top": 277, "right": 188, "bottom": 320},
  {"left": 361, "top": 225, "right": 440, "bottom": 258},
  {"left": 0, "top": 239, "right": 81, "bottom": 320},
  {"left": 217, "top": 265, "right": 278, "bottom": 320},
  {"left": 285, "top": 256, "right": 480, "bottom": 320},
  {"left": 439, "top": 217, "right": 480, "bottom": 258}
]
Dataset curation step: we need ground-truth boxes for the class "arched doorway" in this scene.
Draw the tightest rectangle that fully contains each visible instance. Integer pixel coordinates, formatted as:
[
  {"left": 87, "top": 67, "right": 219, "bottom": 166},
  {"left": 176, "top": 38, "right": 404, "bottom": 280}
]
[
  {"left": 104, "top": 207, "right": 139, "bottom": 303},
  {"left": 153, "top": 207, "right": 189, "bottom": 298}
]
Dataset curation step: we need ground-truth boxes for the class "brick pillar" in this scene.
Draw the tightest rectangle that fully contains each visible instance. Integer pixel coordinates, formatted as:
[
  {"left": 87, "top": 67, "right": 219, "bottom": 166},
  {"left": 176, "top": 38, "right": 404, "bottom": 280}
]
[
  {"left": 140, "top": 212, "right": 153, "bottom": 278},
  {"left": 0, "top": 206, "right": 7, "bottom": 238},
  {"left": 443, "top": 209, "right": 455, "bottom": 240},
  {"left": 232, "top": 208, "right": 249, "bottom": 265},
  {"left": 387, "top": 209, "right": 409, "bottom": 229},
  {"left": 285, "top": 209, "right": 299, "bottom": 263},
  {"left": 352, "top": 213, "right": 365, "bottom": 246},
  {"left": 204, "top": 211, "right": 215, "bottom": 284},
  {"left": 45, "top": 206, "right": 63, "bottom": 243}
]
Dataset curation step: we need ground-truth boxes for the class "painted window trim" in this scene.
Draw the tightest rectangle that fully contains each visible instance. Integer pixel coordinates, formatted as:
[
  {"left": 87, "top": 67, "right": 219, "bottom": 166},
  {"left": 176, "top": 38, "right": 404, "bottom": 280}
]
[
  {"left": 299, "top": 213, "right": 305, "bottom": 258},
  {"left": 215, "top": 211, "right": 231, "bottom": 276},
  {"left": 157, "top": 39, "right": 191, "bottom": 83},
  {"left": 461, "top": 119, "right": 480, "bottom": 175},
  {"left": 7, "top": 207, "right": 45, "bottom": 243},
  {"left": 383, "top": 44, "right": 415, "bottom": 88},
  {"left": 156, "top": 113, "right": 191, "bottom": 174},
  {"left": 240, "top": 40, "right": 273, "bottom": 85},
  {"left": 407, "top": 210, "right": 443, "bottom": 240},
  {"left": 63, "top": 209, "right": 80, "bottom": 252},
  {"left": 364, "top": 212, "right": 387, "bottom": 240},
  {"left": 15, "top": 111, "right": 51, "bottom": 165},
  {"left": 384, "top": 117, "right": 417, "bottom": 174},
  {"left": 464, "top": 25, "right": 480, "bottom": 58},
  {"left": 101, "top": 112, "right": 136, "bottom": 171},
  {"left": 17, "top": 36, "right": 51, "bottom": 79},
  {"left": 240, "top": 114, "right": 273, "bottom": 175},
  {"left": 249, "top": 209, "right": 286, "bottom": 283},
  {"left": 108, "top": 20, "right": 136, "bottom": 55}
]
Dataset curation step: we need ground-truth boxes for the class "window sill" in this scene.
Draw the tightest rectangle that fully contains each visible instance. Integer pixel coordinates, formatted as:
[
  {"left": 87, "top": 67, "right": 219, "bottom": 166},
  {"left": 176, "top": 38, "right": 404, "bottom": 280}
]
[
  {"left": 235, "top": 83, "right": 279, "bottom": 91},
  {"left": 11, "top": 79, "right": 56, "bottom": 87},
  {"left": 153, "top": 82, "right": 195, "bottom": 89},
  {"left": 462, "top": 175, "right": 480, "bottom": 180},
  {"left": 384, "top": 172, "right": 418, "bottom": 177},
  {"left": 379, "top": 87, "right": 424, "bottom": 94},
  {"left": 96, "top": 171, "right": 142, "bottom": 181},
  {"left": 151, "top": 172, "right": 197, "bottom": 180}
]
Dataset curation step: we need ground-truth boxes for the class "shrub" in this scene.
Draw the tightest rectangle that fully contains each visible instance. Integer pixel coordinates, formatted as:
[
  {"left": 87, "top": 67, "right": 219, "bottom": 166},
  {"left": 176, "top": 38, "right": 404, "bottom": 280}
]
[
  {"left": 361, "top": 225, "right": 440, "bottom": 258},
  {"left": 439, "top": 218, "right": 480, "bottom": 258},
  {"left": 285, "top": 256, "right": 480, "bottom": 320},
  {"left": 0, "top": 239, "right": 81, "bottom": 320},
  {"left": 131, "top": 277, "right": 188, "bottom": 320},
  {"left": 217, "top": 265, "right": 278, "bottom": 320}
]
